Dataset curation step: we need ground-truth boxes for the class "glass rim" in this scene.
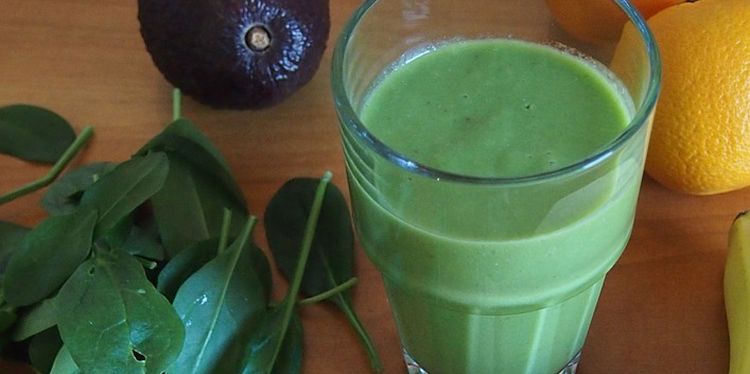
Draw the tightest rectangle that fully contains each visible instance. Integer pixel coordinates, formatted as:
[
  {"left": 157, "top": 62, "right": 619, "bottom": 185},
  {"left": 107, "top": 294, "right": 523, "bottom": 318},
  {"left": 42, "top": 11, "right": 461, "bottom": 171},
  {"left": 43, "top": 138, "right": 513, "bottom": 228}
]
[{"left": 331, "top": 0, "right": 662, "bottom": 185}]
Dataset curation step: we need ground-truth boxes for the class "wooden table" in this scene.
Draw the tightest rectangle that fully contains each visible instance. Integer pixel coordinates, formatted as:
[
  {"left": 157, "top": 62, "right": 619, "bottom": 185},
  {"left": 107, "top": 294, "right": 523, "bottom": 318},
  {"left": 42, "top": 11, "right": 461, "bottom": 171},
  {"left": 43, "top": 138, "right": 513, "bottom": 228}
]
[{"left": 0, "top": 1, "right": 733, "bottom": 373}]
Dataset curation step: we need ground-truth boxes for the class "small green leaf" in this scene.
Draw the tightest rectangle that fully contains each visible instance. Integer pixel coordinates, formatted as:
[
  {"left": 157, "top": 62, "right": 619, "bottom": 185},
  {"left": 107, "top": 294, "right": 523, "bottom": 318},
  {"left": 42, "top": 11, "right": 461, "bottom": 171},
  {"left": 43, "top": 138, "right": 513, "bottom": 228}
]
[
  {"left": 0, "top": 303, "right": 16, "bottom": 351},
  {"left": 156, "top": 239, "right": 218, "bottom": 301},
  {"left": 252, "top": 243, "right": 273, "bottom": 303},
  {"left": 101, "top": 206, "right": 165, "bottom": 262},
  {"left": 169, "top": 217, "right": 268, "bottom": 373},
  {"left": 157, "top": 207, "right": 236, "bottom": 302},
  {"left": 0, "top": 221, "right": 29, "bottom": 273},
  {"left": 151, "top": 155, "right": 211, "bottom": 256},
  {"left": 100, "top": 212, "right": 135, "bottom": 249},
  {"left": 0, "top": 305, "right": 15, "bottom": 332},
  {"left": 12, "top": 296, "right": 57, "bottom": 341},
  {"left": 241, "top": 307, "right": 303, "bottom": 374},
  {"left": 158, "top": 237, "right": 272, "bottom": 303},
  {"left": 0, "top": 126, "right": 93, "bottom": 206},
  {"left": 56, "top": 245, "right": 184, "bottom": 374},
  {"left": 271, "top": 313, "right": 303, "bottom": 374},
  {"left": 244, "top": 173, "right": 332, "bottom": 374},
  {"left": 29, "top": 327, "right": 63, "bottom": 374},
  {"left": 264, "top": 177, "right": 383, "bottom": 373},
  {"left": 265, "top": 178, "right": 354, "bottom": 298},
  {"left": 50, "top": 345, "right": 81, "bottom": 374},
  {"left": 239, "top": 306, "right": 284, "bottom": 373},
  {"left": 79, "top": 152, "right": 169, "bottom": 238},
  {"left": 4, "top": 208, "right": 97, "bottom": 307},
  {"left": 137, "top": 118, "right": 247, "bottom": 210},
  {"left": 150, "top": 154, "right": 246, "bottom": 258},
  {"left": 41, "top": 162, "right": 115, "bottom": 215},
  {"left": 0, "top": 105, "right": 76, "bottom": 163},
  {"left": 160, "top": 212, "right": 261, "bottom": 304},
  {"left": 121, "top": 224, "right": 165, "bottom": 262}
]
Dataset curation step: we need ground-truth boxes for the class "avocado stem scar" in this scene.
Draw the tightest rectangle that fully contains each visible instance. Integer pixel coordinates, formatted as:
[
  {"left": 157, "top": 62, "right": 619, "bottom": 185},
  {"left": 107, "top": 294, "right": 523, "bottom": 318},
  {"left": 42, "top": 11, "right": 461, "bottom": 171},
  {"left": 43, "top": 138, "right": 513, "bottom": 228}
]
[{"left": 246, "top": 25, "right": 271, "bottom": 52}]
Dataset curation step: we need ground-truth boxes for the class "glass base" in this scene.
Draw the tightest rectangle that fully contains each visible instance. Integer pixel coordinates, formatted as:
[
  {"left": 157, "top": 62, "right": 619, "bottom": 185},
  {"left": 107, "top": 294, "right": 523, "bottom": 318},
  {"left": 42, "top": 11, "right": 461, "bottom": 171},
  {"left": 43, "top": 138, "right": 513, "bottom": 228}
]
[{"left": 403, "top": 349, "right": 581, "bottom": 374}]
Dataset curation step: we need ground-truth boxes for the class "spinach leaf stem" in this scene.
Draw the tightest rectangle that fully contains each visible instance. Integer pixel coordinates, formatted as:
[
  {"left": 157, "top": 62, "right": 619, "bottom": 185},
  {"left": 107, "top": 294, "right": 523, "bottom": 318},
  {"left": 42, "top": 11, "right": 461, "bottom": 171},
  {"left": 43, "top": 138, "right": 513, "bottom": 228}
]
[
  {"left": 0, "top": 126, "right": 94, "bottom": 205},
  {"left": 217, "top": 208, "right": 232, "bottom": 255},
  {"left": 268, "top": 171, "right": 332, "bottom": 372},
  {"left": 298, "top": 277, "right": 358, "bottom": 305},
  {"left": 172, "top": 88, "right": 182, "bottom": 121}
]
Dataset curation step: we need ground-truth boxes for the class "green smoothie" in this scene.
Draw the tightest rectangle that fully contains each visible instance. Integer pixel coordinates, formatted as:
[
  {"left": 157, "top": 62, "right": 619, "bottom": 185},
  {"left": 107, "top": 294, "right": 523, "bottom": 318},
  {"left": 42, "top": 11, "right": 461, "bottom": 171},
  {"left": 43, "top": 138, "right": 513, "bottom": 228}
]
[
  {"left": 344, "top": 39, "right": 646, "bottom": 373},
  {"left": 362, "top": 40, "right": 629, "bottom": 179}
]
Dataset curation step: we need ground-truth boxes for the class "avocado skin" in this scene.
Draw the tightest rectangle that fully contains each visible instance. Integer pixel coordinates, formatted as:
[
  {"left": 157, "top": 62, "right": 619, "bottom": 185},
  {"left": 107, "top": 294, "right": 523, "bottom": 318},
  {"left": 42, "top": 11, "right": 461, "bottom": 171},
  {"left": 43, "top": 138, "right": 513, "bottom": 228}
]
[{"left": 138, "top": 0, "right": 330, "bottom": 110}]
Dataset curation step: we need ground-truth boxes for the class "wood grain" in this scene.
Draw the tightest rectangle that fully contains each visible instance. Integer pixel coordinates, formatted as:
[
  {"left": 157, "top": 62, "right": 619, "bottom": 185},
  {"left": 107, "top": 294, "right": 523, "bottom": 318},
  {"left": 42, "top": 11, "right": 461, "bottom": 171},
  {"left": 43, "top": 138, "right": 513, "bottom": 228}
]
[{"left": 0, "top": 1, "right": 735, "bottom": 373}]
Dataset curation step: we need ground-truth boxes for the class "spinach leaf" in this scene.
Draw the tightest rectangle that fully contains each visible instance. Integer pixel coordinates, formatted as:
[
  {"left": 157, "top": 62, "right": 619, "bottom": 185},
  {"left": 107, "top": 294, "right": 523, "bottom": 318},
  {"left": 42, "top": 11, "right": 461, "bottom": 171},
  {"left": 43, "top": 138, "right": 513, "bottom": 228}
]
[
  {"left": 240, "top": 308, "right": 303, "bottom": 374},
  {"left": 239, "top": 305, "right": 283, "bottom": 373},
  {"left": 0, "top": 304, "right": 15, "bottom": 350},
  {"left": 50, "top": 345, "right": 81, "bottom": 374},
  {"left": 0, "top": 221, "right": 29, "bottom": 273},
  {"left": 3, "top": 208, "right": 97, "bottom": 307},
  {"left": 169, "top": 217, "right": 267, "bottom": 373},
  {"left": 264, "top": 177, "right": 383, "bottom": 372},
  {"left": 150, "top": 154, "right": 246, "bottom": 258},
  {"left": 140, "top": 119, "right": 249, "bottom": 259},
  {"left": 243, "top": 173, "right": 332, "bottom": 374},
  {"left": 100, "top": 212, "right": 135, "bottom": 249},
  {"left": 157, "top": 239, "right": 218, "bottom": 302},
  {"left": 136, "top": 118, "right": 246, "bottom": 210},
  {"left": 12, "top": 296, "right": 57, "bottom": 341},
  {"left": 29, "top": 327, "right": 62, "bottom": 373},
  {"left": 79, "top": 152, "right": 169, "bottom": 238},
  {"left": 42, "top": 162, "right": 115, "bottom": 215},
  {"left": 0, "top": 285, "right": 16, "bottom": 349},
  {"left": 250, "top": 242, "right": 272, "bottom": 303},
  {"left": 264, "top": 178, "right": 354, "bottom": 297},
  {"left": 0, "top": 301, "right": 15, "bottom": 333},
  {"left": 158, "top": 237, "right": 272, "bottom": 303},
  {"left": 270, "top": 313, "right": 303, "bottom": 374},
  {"left": 0, "top": 104, "right": 76, "bottom": 163},
  {"left": 150, "top": 155, "right": 211, "bottom": 257},
  {"left": 56, "top": 245, "right": 184, "bottom": 374},
  {"left": 121, "top": 224, "right": 165, "bottom": 262},
  {"left": 101, "top": 205, "right": 165, "bottom": 262},
  {"left": 0, "top": 126, "right": 94, "bottom": 206}
]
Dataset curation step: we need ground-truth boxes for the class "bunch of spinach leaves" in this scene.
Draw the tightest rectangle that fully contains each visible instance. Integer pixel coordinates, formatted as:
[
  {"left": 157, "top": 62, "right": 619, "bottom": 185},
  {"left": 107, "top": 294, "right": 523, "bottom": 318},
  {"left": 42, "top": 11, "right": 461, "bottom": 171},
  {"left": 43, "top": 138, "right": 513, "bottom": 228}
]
[{"left": 0, "top": 91, "right": 382, "bottom": 373}]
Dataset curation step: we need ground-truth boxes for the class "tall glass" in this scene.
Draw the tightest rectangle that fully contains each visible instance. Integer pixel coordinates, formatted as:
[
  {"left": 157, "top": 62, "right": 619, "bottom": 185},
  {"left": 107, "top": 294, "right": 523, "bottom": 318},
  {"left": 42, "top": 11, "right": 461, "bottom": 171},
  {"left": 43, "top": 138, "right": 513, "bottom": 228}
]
[{"left": 332, "top": 1, "right": 660, "bottom": 373}]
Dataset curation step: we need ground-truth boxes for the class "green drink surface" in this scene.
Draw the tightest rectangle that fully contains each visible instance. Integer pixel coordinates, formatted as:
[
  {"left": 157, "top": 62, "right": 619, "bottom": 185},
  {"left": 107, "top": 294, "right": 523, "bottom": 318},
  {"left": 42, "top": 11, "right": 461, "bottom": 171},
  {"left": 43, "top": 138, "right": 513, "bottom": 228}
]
[
  {"left": 348, "top": 39, "right": 644, "bottom": 373},
  {"left": 361, "top": 39, "right": 630, "bottom": 178}
]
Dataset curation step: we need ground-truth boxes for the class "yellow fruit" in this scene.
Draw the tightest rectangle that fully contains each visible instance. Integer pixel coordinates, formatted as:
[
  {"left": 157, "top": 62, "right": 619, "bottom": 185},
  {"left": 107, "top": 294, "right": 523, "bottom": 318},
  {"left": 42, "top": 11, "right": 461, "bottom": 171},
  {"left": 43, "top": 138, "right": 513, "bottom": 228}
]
[
  {"left": 725, "top": 211, "right": 750, "bottom": 374},
  {"left": 545, "top": 0, "right": 684, "bottom": 45},
  {"left": 615, "top": 0, "right": 750, "bottom": 195}
]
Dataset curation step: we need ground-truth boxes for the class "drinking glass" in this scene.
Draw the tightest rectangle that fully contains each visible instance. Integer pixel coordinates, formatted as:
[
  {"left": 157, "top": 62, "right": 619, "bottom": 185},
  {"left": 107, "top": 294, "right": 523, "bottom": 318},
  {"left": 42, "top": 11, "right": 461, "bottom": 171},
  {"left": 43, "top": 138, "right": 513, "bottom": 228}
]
[{"left": 332, "top": 0, "right": 660, "bottom": 372}]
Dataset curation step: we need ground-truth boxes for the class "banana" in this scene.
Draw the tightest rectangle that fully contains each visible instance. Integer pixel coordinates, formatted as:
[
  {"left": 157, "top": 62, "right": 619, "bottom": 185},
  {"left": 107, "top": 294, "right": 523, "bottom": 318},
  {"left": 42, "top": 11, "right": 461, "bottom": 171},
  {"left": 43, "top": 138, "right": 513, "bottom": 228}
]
[{"left": 726, "top": 211, "right": 750, "bottom": 374}]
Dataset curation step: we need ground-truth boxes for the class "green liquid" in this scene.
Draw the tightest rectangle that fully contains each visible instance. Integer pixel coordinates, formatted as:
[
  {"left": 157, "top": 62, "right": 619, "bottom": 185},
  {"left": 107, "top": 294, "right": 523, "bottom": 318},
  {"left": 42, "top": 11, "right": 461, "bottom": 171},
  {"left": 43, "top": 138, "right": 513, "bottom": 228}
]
[
  {"left": 363, "top": 39, "right": 629, "bottom": 178},
  {"left": 346, "top": 39, "right": 644, "bottom": 373}
]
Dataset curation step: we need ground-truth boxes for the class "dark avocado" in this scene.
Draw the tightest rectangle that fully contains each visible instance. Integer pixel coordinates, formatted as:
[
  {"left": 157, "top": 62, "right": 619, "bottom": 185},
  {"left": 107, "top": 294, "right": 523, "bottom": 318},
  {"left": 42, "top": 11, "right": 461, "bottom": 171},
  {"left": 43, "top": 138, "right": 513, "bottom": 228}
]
[{"left": 138, "top": 0, "right": 330, "bottom": 109}]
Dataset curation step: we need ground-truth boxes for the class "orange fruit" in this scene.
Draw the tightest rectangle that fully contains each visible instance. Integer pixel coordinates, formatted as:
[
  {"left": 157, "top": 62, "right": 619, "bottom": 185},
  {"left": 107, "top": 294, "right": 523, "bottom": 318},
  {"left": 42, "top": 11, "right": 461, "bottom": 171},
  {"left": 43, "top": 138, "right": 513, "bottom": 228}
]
[
  {"left": 546, "top": 0, "right": 684, "bottom": 45},
  {"left": 613, "top": 0, "right": 750, "bottom": 195}
]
